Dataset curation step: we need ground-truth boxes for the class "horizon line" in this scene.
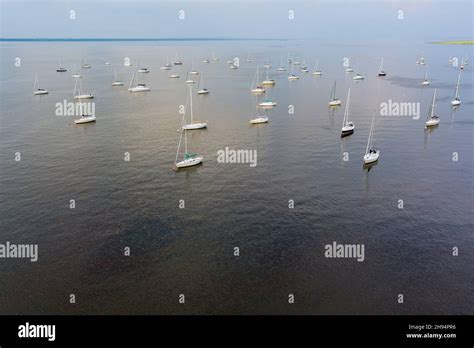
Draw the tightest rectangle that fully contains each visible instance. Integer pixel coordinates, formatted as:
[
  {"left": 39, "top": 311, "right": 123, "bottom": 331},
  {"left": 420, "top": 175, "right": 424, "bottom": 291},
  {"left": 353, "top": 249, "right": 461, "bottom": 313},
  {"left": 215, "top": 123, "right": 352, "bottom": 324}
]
[{"left": 0, "top": 37, "right": 288, "bottom": 42}]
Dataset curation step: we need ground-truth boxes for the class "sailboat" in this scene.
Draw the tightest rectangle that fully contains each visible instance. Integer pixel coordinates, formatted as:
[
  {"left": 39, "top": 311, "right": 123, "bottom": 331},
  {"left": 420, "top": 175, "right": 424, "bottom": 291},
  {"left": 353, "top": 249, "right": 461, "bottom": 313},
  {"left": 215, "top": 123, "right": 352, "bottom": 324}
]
[
  {"left": 33, "top": 74, "right": 48, "bottom": 95},
  {"left": 264, "top": 57, "right": 271, "bottom": 68},
  {"left": 112, "top": 68, "right": 124, "bottom": 86},
  {"left": 425, "top": 88, "right": 440, "bottom": 127},
  {"left": 312, "top": 59, "right": 322, "bottom": 75},
  {"left": 353, "top": 73, "right": 364, "bottom": 80},
  {"left": 128, "top": 70, "right": 150, "bottom": 92},
  {"left": 56, "top": 59, "right": 67, "bottom": 72},
  {"left": 250, "top": 111, "right": 269, "bottom": 124},
  {"left": 288, "top": 63, "right": 300, "bottom": 80},
  {"left": 73, "top": 78, "right": 94, "bottom": 99},
  {"left": 328, "top": 81, "right": 341, "bottom": 106},
  {"left": 72, "top": 64, "right": 82, "bottom": 78},
  {"left": 175, "top": 97, "right": 203, "bottom": 169},
  {"left": 378, "top": 58, "right": 386, "bottom": 76},
  {"left": 261, "top": 66, "right": 276, "bottom": 85},
  {"left": 345, "top": 58, "right": 354, "bottom": 73},
  {"left": 173, "top": 52, "right": 183, "bottom": 65},
  {"left": 160, "top": 56, "right": 172, "bottom": 70},
  {"left": 251, "top": 67, "right": 266, "bottom": 94},
  {"left": 137, "top": 67, "right": 150, "bottom": 73},
  {"left": 363, "top": 112, "right": 380, "bottom": 164},
  {"left": 277, "top": 56, "right": 286, "bottom": 71},
  {"left": 300, "top": 60, "right": 309, "bottom": 73},
  {"left": 81, "top": 57, "right": 91, "bottom": 69},
  {"left": 258, "top": 98, "right": 277, "bottom": 108},
  {"left": 421, "top": 66, "right": 430, "bottom": 86},
  {"left": 197, "top": 73, "right": 210, "bottom": 94},
  {"left": 341, "top": 88, "right": 354, "bottom": 136},
  {"left": 421, "top": 66, "right": 430, "bottom": 85},
  {"left": 74, "top": 101, "right": 96, "bottom": 124},
  {"left": 185, "top": 72, "right": 195, "bottom": 84},
  {"left": 183, "top": 85, "right": 207, "bottom": 130},
  {"left": 189, "top": 59, "right": 199, "bottom": 75},
  {"left": 451, "top": 69, "right": 461, "bottom": 106},
  {"left": 169, "top": 65, "right": 180, "bottom": 78}
]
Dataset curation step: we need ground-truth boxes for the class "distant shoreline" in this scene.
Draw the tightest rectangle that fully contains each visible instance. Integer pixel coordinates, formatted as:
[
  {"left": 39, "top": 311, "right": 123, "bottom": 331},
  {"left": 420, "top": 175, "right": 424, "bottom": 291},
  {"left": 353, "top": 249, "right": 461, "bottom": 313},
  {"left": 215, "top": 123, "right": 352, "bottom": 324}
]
[
  {"left": 429, "top": 40, "right": 474, "bottom": 45},
  {"left": 0, "top": 37, "right": 283, "bottom": 42}
]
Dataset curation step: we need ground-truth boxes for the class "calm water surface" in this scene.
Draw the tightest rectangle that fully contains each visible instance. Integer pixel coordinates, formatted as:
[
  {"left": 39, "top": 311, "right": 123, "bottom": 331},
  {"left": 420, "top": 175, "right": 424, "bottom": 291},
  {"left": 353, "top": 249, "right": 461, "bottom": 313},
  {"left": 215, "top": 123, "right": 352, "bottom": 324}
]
[{"left": 0, "top": 40, "right": 473, "bottom": 314}]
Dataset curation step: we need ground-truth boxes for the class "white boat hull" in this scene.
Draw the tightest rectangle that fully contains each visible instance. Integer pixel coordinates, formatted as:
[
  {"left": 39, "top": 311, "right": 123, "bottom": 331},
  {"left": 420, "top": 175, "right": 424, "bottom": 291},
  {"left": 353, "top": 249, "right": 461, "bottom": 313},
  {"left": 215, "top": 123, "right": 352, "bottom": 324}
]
[
  {"left": 175, "top": 156, "right": 203, "bottom": 168},
  {"left": 182, "top": 122, "right": 207, "bottom": 130},
  {"left": 425, "top": 117, "right": 440, "bottom": 127},
  {"left": 74, "top": 94, "right": 94, "bottom": 99},
  {"left": 261, "top": 80, "right": 275, "bottom": 85},
  {"left": 451, "top": 99, "right": 461, "bottom": 106},
  {"left": 250, "top": 116, "right": 269, "bottom": 124},
  {"left": 169, "top": 74, "right": 180, "bottom": 78},
  {"left": 128, "top": 86, "right": 150, "bottom": 92},
  {"left": 329, "top": 100, "right": 341, "bottom": 106},
  {"left": 112, "top": 81, "right": 124, "bottom": 86},
  {"left": 421, "top": 81, "right": 430, "bottom": 86},
  {"left": 34, "top": 90, "right": 48, "bottom": 95},
  {"left": 353, "top": 76, "right": 364, "bottom": 80},
  {"left": 259, "top": 102, "right": 277, "bottom": 108},
  {"left": 251, "top": 88, "right": 265, "bottom": 94},
  {"left": 197, "top": 89, "right": 210, "bottom": 95},
  {"left": 74, "top": 115, "right": 96, "bottom": 124},
  {"left": 364, "top": 150, "right": 380, "bottom": 164},
  {"left": 312, "top": 71, "right": 322, "bottom": 75},
  {"left": 341, "top": 124, "right": 355, "bottom": 134},
  {"left": 288, "top": 75, "right": 300, "bottom": 80}
]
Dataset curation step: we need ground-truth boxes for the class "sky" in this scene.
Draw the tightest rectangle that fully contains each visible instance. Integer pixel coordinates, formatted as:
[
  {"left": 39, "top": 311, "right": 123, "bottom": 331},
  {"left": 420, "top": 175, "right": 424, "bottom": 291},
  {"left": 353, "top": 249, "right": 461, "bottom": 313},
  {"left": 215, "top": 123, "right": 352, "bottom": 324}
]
[{"left": 0, "top": 0, "right": 472, "bottom": 43}]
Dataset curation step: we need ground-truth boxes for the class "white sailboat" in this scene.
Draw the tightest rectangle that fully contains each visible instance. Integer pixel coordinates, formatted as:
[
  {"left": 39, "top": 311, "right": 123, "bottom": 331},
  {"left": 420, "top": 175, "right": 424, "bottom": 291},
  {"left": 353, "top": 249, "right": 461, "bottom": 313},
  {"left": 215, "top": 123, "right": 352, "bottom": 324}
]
[
  {"left": 300, "top": 60, "right": 309, "bottom": 73},
  {"left": 312, "top": 59, "right": 322, "bottom": 75},
  {"left": 264, "top": 57, "right": 271, "bottom": 68},
  {"left": 378, "top": 58, "right": 386, "bottom": 76},
  {"left": 74, "top": 101, "right": 96, "bottom": 124},
  {"left": 261, "top": 66, "right": 276, "bottom": 85},
  {"left": 277, "top": 56, "right": 286, "bottom": 71},
  {"left": 353, "top": 73, "right": 364, "bottom": 80},
  {"left": 250, "top": 114, "right": 269, "bottom": 124},
  {"left": 169, "top": 65, "right": 180, "bottom": 78},
  {"left": 328, "top": 81, "right": 341, "bottom": 106},
  {"left": 175, "top": 97, "right": 203, "bottom": 169},
  {"left": 56, "top": 59, "right": 67, "bottom": 72},
  {"left": 128, "top": 70, "right": 150, "bottom": 92},
  {"left": 251, "top": 67, "right": 266, "bottom": 94},
  {"left": 425, "top": 88, "right": 440, "bottom": 127},
  {"left": 341, "top": 88, "right": 354, "bottom": 136},
  {"left": 137, "top": 67, "right": 150, "bottom": 73},
  {"left": 421, "top": 66, "right": 430, "bottom": 85},
  {"left": 345, "top": 58, "right": 354, "bottom": 73},
  {"left": 160, "top": 56, "right": 172, "bottom": 70},
  {"left": 173, "top": 52, "right": 183, "bottom": 65},
  {"left": 288, "top": 63, "right": 300, "bottom": 80},
  {"left": 185, "top": 72, "right": 195, "bottom": 84},
  {"left": 73, "top": 78, "right": 94, "bottom": 99},
  {"left": 451, "top": 69, "right": 461, "bottom": 106},
  {"left": 258, "top": 99, "right": 277, "bottom": 108},
  {"left": 183, "top": 85, "right": 207, "bottom": 130},
  {"left": 71, "top": 64, "right": 82, "bottom": 78},
  {"left": 363, "top": 112, "right": 380, "bottom": 164},
  {"left": 189, "top": 59, "right": 199, "bottom": 75},
  {"left": 33, "top": 74, "right": 48, "bottom": 95},
  {"left": 197, "top": 73, "right": 210, "bottom": 94},
  {"left": 112, "top": 68, "right": 124, "bottom": 86},
  {"left": 81, "top": 57, "right": 91, "bottom": 69}
]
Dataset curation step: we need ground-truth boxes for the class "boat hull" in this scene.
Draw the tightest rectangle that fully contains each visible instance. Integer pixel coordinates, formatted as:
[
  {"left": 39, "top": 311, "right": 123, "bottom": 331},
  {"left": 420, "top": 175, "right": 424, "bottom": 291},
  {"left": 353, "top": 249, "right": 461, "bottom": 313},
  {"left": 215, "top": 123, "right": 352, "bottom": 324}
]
[
  {"left": 250, "top": 116, "right": 269, "bottom": 124},
  {"left": 364, "top": 151, "right": 380, "bottom": 164},
  {"left": 329, "top": 100, "right": 341, "bottom": 106},
  {"left": 34, "top": 90, "right": 48, "bottom": 95},
  {"left": 112, "top": 81, "right": 124, "bottom": 86},
  {"left": 74, "top": 115, "right": 96, "bottom": 124},
  {"left": 74, "top": 94, "right": 94, "bottom": 99},
  {"left": 175, "top": 156, "right": 203, "bottom": 168},
  {"left": 128, "top": 87, "right": 150, "bottom": 92},
  {"left": 451, "top": 99, "right": 461, "bottom": 106},
  {"left": 183, "top": 123, "right": 207, "bottom": 130},
  {"left": 197, "top": 89, "right": 210, "bottom": 95}
]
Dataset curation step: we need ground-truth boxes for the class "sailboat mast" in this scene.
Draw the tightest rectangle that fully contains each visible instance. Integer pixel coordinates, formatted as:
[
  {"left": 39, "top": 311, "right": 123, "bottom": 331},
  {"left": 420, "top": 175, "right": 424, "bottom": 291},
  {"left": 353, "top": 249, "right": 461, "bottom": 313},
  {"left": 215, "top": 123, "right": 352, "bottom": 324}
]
[
  {"left": 379, "top": 58, "right": 384, "bottom": 71},
  {"left": 189, "top": 85, "right": 194, "bottom": 123},
  {"left": 454, "top": 70, "right": 461, "bottom": 98},
  {"left": 366, "top": 112, "right": 375, "bottom": 154},
  {"left": 343, "top": 88, "right": 351, "bottom": 126},
  {"left": 129, "top": 71, "right": 135, "bottom": 89},
  {"left": 431, "top": 89, "right": 437, "bottom": 118},
  {"left": 34, "top": 74, "right": 38, "bottom": 91}
]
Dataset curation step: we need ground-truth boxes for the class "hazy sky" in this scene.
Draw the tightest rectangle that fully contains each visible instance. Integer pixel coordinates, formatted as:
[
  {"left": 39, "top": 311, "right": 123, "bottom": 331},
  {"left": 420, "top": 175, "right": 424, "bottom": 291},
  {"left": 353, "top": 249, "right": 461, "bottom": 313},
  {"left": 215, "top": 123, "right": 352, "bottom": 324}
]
[{"left": 0, "top": 0, "right": 472, "bottom": 43}]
